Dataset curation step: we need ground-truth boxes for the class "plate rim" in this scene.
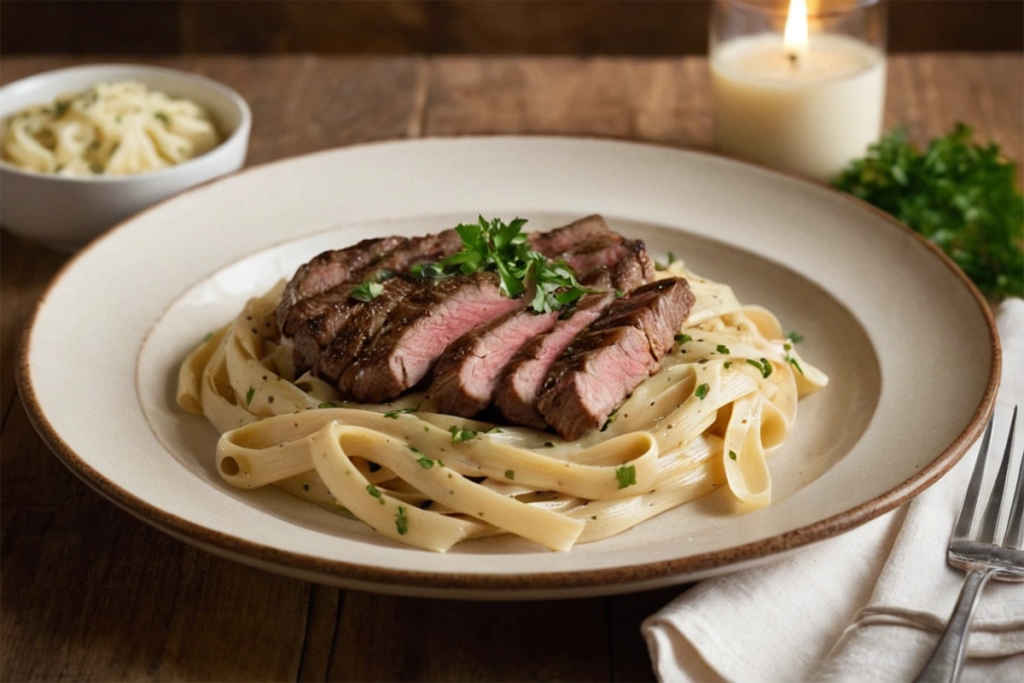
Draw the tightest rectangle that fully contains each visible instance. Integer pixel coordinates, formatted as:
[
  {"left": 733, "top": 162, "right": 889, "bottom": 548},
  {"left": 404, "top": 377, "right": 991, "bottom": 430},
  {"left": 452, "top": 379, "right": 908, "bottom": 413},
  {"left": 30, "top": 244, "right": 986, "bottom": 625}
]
[{"left": 15, "top": 135, "right": 1001, "bottom": 594}]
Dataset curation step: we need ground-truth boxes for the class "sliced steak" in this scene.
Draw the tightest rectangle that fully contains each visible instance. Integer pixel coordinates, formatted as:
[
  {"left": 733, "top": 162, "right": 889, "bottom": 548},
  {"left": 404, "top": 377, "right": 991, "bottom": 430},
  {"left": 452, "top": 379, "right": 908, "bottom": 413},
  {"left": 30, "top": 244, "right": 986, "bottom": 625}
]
[
  {"left": 338, "top": 273, "right": 524, "bottom": 404},
  {"left": 372, "top": 229, "right": 463, "bottom": 274},
  {"left": 276, "top": 230, "right": 464, "bottom": 331},
  {"left": 495, "top": 292, "right": 614, "bottom": 428},
  {"left": 559, "top": 233, "right": 629, "bottom": 276},
  {"left": 281, "top": 284, "right": 358, "bottom": 339},
  {"left": 284, "top": 285, "right": 360, "bottom": 373},
  {"left": 588, "top": 277, "right": 694, "bottom": 358},
  {"left": 430, "top": 308, "right": 560, "bottom": 417},
  {"left": 275, "top": 236, "right": 406, "bottom": 330},
  {"left": 530, "top": 215, "right": 612, "bottom": 257},
  {"left": 535, "top": 278, "right": 695, "bottom": 440},
  {"left": 494, "top": 245, "right": 656, "bottom": 429},
  {"left": 313, "top": 278, "right": 420, "bottom": 384}
]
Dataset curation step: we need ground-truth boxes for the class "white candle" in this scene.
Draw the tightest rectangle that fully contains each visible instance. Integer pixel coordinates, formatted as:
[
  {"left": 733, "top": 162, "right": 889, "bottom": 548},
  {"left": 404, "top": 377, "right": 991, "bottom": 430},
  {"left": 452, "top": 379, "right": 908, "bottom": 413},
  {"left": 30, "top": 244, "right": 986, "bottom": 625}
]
[{"left": 711, "top": 10, "right": 886, "bottom": 181}]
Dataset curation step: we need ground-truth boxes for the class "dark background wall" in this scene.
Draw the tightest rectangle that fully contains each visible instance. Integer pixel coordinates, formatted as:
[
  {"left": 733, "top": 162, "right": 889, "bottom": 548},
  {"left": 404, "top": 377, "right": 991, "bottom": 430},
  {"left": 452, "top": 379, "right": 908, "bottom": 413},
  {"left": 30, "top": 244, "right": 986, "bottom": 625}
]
[{"left": 2, "top": 0, "right": 1022, "bottom": 56}]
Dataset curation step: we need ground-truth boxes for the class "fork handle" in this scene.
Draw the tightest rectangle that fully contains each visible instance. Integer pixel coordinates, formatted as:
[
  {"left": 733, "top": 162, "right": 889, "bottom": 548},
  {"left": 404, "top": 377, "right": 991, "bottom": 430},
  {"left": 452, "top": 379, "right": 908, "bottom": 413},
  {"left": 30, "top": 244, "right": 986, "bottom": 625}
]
[{"left": 914, "top": 568, "right": 994, "bottom": 682}]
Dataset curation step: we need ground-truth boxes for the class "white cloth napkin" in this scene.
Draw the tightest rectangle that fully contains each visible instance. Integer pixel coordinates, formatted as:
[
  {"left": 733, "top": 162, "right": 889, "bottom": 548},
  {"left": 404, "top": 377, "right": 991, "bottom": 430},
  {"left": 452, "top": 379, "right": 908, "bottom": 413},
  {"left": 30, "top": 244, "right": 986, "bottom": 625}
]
[{"left": 643, "top": 299, "right": 1024, "bottom": 682}]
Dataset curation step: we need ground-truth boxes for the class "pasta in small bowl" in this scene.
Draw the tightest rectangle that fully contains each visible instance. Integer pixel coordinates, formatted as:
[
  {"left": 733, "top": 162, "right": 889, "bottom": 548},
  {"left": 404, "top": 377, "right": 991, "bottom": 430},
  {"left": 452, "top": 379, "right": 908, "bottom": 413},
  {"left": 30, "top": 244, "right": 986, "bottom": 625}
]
[{"left": 0, "top": 64, "right": 251, "bottom": 250}]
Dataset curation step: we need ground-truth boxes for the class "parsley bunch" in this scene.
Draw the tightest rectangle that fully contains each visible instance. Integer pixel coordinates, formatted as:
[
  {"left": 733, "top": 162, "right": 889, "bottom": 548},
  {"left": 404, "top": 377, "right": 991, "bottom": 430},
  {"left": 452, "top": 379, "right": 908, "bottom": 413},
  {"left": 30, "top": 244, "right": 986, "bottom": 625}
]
[
  {"left": 833, "top": 124, "right": 1023, "bottom": 300},
  {"left": 420, "top": 216, "right": 591, "bottom": 313}
]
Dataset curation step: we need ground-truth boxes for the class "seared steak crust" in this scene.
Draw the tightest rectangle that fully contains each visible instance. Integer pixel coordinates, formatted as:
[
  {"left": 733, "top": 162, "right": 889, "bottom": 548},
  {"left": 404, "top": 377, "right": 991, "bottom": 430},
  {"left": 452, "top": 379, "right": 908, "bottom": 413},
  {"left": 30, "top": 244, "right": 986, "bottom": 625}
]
[
  {"left": 313, "top": 278, "right": 420, "bottom": 384},
  {"left": 529, "top": 215, "right": 612, "bottom": 257},
  {"left": 338, "top": 273, "right": 524, "bottom": 404},
  {"left": 287, "top": 285, "right": 360, "bottom": 373},
  {"left": 275, "top": 236, "right": 405, "bottom": 330},
  {"left": 276, "top": 230, "right": 464, "bottom": 334},
  {"left": 535, "top": 278, "right": 695, "bottom": 440}
]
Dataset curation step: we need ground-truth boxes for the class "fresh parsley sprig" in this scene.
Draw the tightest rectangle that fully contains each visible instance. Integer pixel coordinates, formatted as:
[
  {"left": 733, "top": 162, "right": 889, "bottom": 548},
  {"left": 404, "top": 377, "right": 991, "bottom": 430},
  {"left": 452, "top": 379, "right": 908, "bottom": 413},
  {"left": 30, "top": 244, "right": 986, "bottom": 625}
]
[
  {"left": 418, "top": 216, "right": 592, "bottom": 313},
  {"left": 834, "top": 124, "right": 1023, "bottom": 299}
]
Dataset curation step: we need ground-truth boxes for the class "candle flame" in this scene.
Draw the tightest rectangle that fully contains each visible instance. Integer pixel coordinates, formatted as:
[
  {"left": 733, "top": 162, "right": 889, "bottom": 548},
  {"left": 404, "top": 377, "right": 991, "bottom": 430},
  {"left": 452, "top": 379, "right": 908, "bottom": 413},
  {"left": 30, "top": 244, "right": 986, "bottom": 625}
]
[{"left": 784, "top": 0, "right": 809, "bottom": 62}]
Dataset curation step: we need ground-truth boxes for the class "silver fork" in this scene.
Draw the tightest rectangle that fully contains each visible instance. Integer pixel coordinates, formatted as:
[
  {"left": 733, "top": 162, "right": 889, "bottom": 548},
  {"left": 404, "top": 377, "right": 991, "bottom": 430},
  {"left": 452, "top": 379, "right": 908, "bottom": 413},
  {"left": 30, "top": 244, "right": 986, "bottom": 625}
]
[{"left": 915, "top": 405, "right": 1024, "bottom": 682}]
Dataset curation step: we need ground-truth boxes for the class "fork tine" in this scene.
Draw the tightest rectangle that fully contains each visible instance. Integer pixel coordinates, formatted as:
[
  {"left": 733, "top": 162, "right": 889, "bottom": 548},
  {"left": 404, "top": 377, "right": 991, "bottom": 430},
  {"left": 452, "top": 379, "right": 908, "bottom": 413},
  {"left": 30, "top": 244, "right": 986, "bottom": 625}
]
[
  {"left": 979, "top": 406, "right": 1017, "bottom": 543},
  {"left": 953, "top": 414, "right": 995, "bottom": 541},
  {"left": 1001, "top": 407, "right": 1023, "bottom": 549}
]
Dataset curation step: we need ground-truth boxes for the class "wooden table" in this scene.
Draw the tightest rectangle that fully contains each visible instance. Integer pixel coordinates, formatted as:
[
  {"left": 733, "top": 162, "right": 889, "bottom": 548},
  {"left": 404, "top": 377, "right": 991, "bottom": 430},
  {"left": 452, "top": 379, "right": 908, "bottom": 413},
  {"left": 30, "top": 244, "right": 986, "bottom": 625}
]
[{"left": 2, "top": 54, "right": 1021, "bottom": 682}]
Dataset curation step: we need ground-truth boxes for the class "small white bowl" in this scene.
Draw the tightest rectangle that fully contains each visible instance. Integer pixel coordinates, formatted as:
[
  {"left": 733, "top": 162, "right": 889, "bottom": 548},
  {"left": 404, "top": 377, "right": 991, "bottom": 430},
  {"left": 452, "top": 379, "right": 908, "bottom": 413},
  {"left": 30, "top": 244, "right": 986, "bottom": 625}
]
[{"left": 0, "top": 64, "right": 251, "bottom": 250}]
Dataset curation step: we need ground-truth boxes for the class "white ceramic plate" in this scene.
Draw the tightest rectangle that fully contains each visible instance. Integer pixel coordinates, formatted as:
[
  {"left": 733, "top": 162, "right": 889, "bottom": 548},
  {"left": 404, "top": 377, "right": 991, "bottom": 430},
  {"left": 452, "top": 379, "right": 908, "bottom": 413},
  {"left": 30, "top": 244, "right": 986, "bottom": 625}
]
[{"left": 18, "top": 137, "right": 998, "bottom": 599}]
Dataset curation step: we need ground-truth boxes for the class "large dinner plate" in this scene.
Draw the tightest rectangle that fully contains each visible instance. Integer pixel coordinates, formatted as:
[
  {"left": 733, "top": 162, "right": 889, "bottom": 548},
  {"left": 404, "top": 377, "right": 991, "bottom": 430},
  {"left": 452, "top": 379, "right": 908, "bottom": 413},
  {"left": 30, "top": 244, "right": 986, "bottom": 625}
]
[{"left": 18, "top": 137, "right": 998, "bottom": 599}]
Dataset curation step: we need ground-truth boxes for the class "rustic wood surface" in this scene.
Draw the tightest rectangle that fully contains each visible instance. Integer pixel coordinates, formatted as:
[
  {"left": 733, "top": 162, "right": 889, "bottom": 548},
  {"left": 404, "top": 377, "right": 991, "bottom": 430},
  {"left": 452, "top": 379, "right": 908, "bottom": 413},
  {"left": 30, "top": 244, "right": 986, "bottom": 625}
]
[
  {"left": 1, "top": 54, "right": 1021, "bottom": 682},
  {"left": 3, "top": 1, "right": 1023, "bottom": 56}
]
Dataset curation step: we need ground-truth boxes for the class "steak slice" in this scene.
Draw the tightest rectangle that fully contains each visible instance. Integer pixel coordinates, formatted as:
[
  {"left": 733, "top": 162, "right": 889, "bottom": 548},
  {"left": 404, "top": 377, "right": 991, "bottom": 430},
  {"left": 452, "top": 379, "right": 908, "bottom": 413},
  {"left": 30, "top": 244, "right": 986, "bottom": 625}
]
[
  {"left": 535, "top": 278, "right": 695, "bottom": 440},
  {"left": 530, "top": 214, "right": 612, "bottom": 257},
  {"left": 494, "top": 244, "right": 657, "bottom": 429},
  {"left": 371, "top": 229, "right": 463, "bottom": 274},
  {"left": 288, "top": 285, "right": 362, "bottom": 374},
  {"left": 276, "top": 230, "right": 464, "bottom": 331},
  {"left": 281, "top": 283, "right": 359, "bottom": 339},
  {"left": 275, "top": 236, "right": 406, "bottom": 330},
  {"left": 313, "top": 278, "right": 420, "bottom": 384},
  {"left": 430, "top": 308, "right": 560, "bottom": 417},
  {"left": 338, "top": 273, "right": 524, "bottom": 404},
  {"left": 495, "top": 293, "right": 614, "bottom": 429}
]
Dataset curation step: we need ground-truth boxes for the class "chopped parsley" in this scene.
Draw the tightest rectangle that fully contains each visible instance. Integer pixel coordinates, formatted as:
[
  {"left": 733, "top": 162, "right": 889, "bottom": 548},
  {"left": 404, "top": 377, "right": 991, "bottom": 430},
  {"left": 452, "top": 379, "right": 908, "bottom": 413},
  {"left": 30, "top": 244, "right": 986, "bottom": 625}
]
[
  {"left": 54, "top": 100, "right": 70, "bottom": 119},
  {"left": 366, "top": 484, "right": 385, "bottom": 505},
  {"left": 318, "top": 401, "right": 340, "bottom": 409},
  {"left": 383, "top": 406, "right": 418, "bottom": 419},
  {"left": 715, "top": 344, "right": 730, "bottom": 355},
  {"left": 786, "top": 355, "right": 805, "bottom": 376},
  {"left": 786, "top": 331, "right": 804, "bottom": 344},
  {"left": 675, "top": 333, "right": 692, "bottom": 345},
  {"left": 504, "top": 469, "right": 515, "bottom": 480},
  {"left": 723, "top": 361, "right": 732, "bottom": 369},
  {"left": 350, "top": 282, "right": 384, "bottom": 302},
  {"left": 417, "top": 456, "right": 435, "bottom": 469},
  {"left": 202, "top": 331, "right": 214, "bottom": 343},
  {"left": 695, "top": 383, "right": 710, "bottom": 400},
  {"left": 410, "top": 262, "right": 448, "bottom": 280},
  {"left": 486, "top": 427, "right": 505, "bottom": 434},
  {"left": 729, "top": 450, "right": 737, "bottom": 460},
  {"left": 154, "top": 111, "right": 170, "bottom": 124},
  {"left": 615, "top": 464, "right": 637, "bottom": 489},
  {"left": 448, "top": 425, "right": 477, "bottom": 443},
  {"left": 614, "top": 289, "right": 625, "bottom": 298},
  {"left": 245, "top": 386, "right": 255, "bottom": 406},
  {"left": 746, "top": 358, "right": 773, "bottom": 378},
  {"left": 395, "top": 506, "right": 409, "bottom": 535},
  {"left": 414, "top": 216, "right": 591, "bottom": 313},
  {"left": 408, "top": 446, "right": 425, "bottom": 456}
]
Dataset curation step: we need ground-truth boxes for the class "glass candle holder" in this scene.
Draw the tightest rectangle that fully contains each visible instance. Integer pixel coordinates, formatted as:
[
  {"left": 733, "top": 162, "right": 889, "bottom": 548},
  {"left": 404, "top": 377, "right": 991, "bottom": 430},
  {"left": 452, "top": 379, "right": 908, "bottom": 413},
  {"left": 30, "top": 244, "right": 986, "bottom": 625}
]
[{"left": 710, "top": 0, "right": 887, "bottom": 181}]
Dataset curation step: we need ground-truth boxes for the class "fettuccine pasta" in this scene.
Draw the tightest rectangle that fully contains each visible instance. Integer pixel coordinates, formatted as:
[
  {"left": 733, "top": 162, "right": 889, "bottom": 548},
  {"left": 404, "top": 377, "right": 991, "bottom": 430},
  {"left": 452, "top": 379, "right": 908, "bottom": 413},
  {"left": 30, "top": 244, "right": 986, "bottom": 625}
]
[
  {"left": 177, "top": 260, "right": 828, "bottom": 552},
  {"left": 2, "top": 81, "right": 220, "bottom": 177}
]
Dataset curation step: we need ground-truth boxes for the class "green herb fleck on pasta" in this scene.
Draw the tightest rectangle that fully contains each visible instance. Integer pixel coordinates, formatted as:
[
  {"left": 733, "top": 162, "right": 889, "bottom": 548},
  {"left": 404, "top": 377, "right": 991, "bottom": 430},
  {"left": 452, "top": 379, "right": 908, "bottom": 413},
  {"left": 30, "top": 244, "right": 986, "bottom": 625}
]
[
  {"left": 395, "top": 506, "right": 409, "bottom": 535},
  {"left": 615, "top": 465, "right": 637, "bottom": 489}
]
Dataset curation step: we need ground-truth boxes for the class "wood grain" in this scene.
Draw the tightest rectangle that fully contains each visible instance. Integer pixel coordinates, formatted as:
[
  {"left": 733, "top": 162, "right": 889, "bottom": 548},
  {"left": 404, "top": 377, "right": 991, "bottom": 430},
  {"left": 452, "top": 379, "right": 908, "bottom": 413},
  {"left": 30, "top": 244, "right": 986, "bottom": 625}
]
[
  {"left": 1, "top": 53, "right": 1020, "bottom": 683},
  {"left": 3, "top": 1, "right": 1022, "bottom": 56}
]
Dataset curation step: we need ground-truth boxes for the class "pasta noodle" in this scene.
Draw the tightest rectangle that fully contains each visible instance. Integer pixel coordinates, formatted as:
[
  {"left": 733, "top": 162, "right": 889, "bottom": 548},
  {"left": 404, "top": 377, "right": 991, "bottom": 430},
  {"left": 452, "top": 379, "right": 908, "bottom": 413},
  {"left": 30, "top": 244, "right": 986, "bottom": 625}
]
[
  {"left": 2, "top": 81, "right": 220, "bottom": 177},
  {"left": 177, "top": 260, "right": 828, "bottom": 552}
]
